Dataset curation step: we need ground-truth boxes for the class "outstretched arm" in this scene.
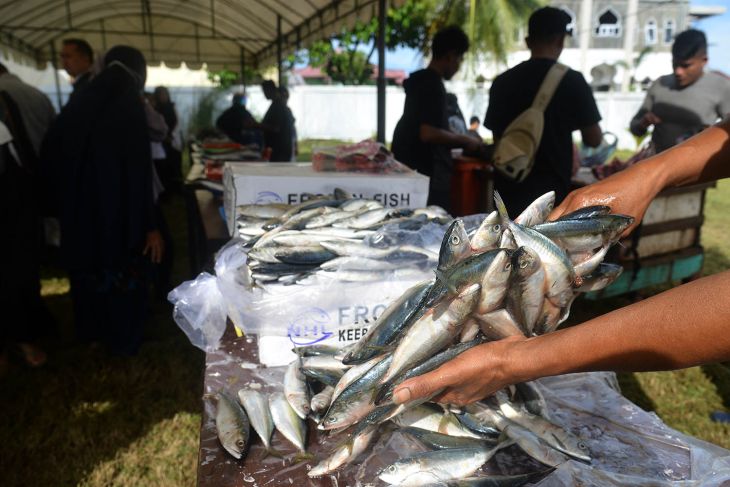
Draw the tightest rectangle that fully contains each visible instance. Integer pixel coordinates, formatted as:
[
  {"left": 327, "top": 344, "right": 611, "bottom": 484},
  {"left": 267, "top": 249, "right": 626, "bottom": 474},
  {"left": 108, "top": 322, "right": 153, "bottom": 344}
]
[
  {"left": 394, "top": 270, "right": 730, "bottom": 406},
  {"left": 551, "top": 121, "right": 730, "bottom": 237}
]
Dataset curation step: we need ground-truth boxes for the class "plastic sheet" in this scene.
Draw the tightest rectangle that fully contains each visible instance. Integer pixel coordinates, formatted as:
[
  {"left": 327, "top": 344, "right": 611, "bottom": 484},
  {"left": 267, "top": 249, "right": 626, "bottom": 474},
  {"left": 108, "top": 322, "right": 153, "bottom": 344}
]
[
  {"left": 168, "top": 272, "right": 227, "bottom": 352},
  {"left": 312, "top": 140, "right": 411, "bottom": 174},
  {"left": 199, "top": 338, "right": 730, "bottom": 487}
]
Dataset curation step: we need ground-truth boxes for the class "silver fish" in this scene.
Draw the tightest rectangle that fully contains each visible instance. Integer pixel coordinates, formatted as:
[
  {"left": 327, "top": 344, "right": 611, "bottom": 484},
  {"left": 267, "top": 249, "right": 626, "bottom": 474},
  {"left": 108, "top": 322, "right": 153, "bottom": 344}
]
[
  {"left": 381, "top": 283, "right": 480, "bottom": 385},
  {"left": 320, "top": 256, "right": 401, "bottom": 271},
  {"left": 284, "top": 359, "right": 310, "bottom": 419},
  {"left": 575, "top": 262, "right": 623, "bottom": 292},
  {"left": 237, "top": 389, "right": 274, "bottom": 451},
  {"left": 438, "top": 219, "right": 473, "bottom": 271},
  {"left": 515, "top": 191, "right": 555, "bottom": 227},
  {"left": 301, "top": 355, "right": 350, "bottom": 373},
  {"left": 333, "top": 208, "right": 393, "bottom": 229},
  {"left": 268, "top": 391, "right": 308, "bottom": 453},
  {"left": 475, "top": 309, "right": 525, "bottom": 341},
  {"left": 333, "top": 354, "right": 387, "bottom": 402},
  {"left": 502, "top": 423, "right": 569, "bottom": 467},
  {"left": 471, "top": 211, "right": 503, "bottom": 253},
  {"left": 378, "top": 447, "right": 495, "bottom": 486},
  {"left": 495, "top": 390, "right": 590, "bottom": 461},
  {"left": 460, "top": 318, "right": 480, "bottom": 342},
  {"left": 216, "top": 391, "right": 251, "bottom": 460},
  {"left": 506, "top": 246, "right": 546, "bottom": 335},
  {"left": 392, "top": 404, "right": 483, "bottom": 439},
  {"left": 237, "top": 203, "right": 289, "bottom": 219},
  {"left": 399, "top": 426, "right": 498, "bottom": 450},
  {"left": 305, "top": 209, "right": 363, "bottom": 228},
  {"left": 307, "top": 418, "right": 379, "bottom": 477}
]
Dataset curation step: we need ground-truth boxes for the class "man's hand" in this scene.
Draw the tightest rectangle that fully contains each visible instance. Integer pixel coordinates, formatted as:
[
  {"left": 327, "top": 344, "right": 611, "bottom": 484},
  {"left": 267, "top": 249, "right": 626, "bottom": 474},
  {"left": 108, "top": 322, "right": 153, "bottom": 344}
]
[
  {"left": 392, "top": 336, "right": 525, "bottom": 406},
  {"left": 639, "top": 112, "right": 662, "bottom": 130},
  {"left": 143, "top": 230, "right": 164, "bottom": 264}
]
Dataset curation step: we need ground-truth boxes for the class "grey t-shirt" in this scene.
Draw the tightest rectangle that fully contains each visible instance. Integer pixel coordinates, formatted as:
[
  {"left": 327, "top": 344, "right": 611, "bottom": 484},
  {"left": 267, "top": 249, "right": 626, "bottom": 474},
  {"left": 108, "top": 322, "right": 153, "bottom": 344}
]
[{"left": 630, "top": 71, "right": 730, "bottom": 152}]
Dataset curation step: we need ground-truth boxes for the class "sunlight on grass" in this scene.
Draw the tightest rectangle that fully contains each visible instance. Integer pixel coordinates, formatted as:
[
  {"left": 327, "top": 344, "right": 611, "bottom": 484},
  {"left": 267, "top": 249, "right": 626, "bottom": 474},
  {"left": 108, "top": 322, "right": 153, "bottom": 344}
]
[
  {"left": 72, "top": 401, "right": 116, "bottom": 418},
  {"left": 41, "top": 277, "right": 70, "bottom": 297}
]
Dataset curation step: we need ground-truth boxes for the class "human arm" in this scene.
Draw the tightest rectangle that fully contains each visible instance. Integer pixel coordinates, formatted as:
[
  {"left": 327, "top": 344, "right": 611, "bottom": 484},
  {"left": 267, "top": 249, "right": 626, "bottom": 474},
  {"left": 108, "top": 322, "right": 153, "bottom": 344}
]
[
  {"left": 551, "top": 121, "right": 730, "bottom": 236},
  {"left": 630, "top": 84, "right": 661, "bottom": 136},
  {"left": 393, "top": 269, "right": 730, "bottom": 406},
  {"left": 580, "top": 123, "right": 603, "bottom": 148},
  {"left": 143, "top": 229, "right": 164, "bottom": 263},
  {"left": 419, "top": 124, "right": 483, "bottom": 152}
]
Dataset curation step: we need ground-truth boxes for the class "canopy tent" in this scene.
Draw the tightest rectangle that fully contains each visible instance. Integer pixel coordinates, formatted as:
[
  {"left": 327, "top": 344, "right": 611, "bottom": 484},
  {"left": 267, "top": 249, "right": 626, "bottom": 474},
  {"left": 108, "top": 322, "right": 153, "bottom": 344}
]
[{"left": 0, "top": 0, "right": 398, "bottom": 140}]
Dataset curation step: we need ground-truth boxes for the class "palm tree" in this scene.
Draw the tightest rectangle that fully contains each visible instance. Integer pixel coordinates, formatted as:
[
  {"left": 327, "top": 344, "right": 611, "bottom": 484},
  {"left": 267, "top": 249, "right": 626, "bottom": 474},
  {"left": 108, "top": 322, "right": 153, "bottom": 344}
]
[{"left": 428, "top": 0, "right": 544, "bottom": 63}]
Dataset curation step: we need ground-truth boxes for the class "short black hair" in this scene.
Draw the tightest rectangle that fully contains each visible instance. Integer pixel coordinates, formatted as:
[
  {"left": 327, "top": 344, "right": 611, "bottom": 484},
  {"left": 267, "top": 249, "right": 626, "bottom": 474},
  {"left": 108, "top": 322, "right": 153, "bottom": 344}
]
[
  {"left": 470, "top": 116, "right": 480, "bottom": 125},
  {"left": 432, "top": 26, "right": 469, "bottom": 59},
  {"left": 232, "top": 93, "right": 244, "bottom": 105},
  {"left": 261, "top": 80, "right": 277, "bottom": 91},
  {"left": 528, "top": 7, "right": 571, "bottom": 43},
  {"left": 63, "top": 38, "right": 94, "bottom": 63},
  {"left": 672, "top": 29, "right": 707, "bottom": 60}
]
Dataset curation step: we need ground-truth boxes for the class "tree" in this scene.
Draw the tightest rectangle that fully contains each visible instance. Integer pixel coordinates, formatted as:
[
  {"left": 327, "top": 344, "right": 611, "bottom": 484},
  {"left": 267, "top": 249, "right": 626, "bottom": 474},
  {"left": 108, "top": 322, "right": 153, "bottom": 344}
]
[{"left": 429, "top": 0, "right": 543, "bottom": 63}]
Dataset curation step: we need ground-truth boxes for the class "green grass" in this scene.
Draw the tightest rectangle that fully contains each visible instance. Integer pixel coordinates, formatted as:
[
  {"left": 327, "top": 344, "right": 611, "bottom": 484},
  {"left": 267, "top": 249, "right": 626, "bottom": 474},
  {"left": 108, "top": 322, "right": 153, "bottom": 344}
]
[{"left": 2, "top": 142, "right": 730, "bottom": 485}]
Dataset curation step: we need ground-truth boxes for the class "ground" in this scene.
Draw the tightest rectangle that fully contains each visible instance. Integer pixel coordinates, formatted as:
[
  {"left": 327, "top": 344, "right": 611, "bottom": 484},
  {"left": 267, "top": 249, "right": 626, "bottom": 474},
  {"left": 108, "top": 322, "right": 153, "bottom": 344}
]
[{"left": 2, "top": 144, "right": 729, "bottom": 486}]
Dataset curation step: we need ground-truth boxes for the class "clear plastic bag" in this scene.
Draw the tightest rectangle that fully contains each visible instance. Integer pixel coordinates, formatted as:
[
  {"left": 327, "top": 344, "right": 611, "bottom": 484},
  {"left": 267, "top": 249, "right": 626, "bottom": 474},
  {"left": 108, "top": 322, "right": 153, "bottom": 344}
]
[
  {"left": 312, "top": 139, "right": 412, "bottom": 174},
  {"left": 168, "top": 272, "right": 227, "bottom": 352}
]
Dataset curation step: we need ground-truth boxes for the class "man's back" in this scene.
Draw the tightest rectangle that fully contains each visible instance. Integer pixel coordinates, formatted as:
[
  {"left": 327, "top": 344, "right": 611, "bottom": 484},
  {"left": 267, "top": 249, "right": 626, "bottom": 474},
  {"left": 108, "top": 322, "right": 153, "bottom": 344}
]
[
  {"left": 262, "top": 98, "right": 293, "bottom": 162},
  {"left": 631, "top": 72, "right": 730, "bottom": 153},
  {"left": 485, "top": 58, "right": 600, "bottom": 215}
]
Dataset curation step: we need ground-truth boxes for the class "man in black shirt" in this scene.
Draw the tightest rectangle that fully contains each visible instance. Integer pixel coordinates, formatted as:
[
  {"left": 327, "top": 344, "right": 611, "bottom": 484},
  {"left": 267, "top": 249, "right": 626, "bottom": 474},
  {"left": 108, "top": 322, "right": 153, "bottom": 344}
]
[
  {"left": 485, "top": 7, "right": 602, "bottom": 216},
  {"left": 392, "top": 26, "right": 485, "bottom": 212},
  {"left": 61, "top": 39, "right": 94, "bottom": 100},
  {"left": 216, "top": 93, "right": 259, "bottom": 145},
  {"left": 261, "top": 80, "right": 293, "bottom": 162}
]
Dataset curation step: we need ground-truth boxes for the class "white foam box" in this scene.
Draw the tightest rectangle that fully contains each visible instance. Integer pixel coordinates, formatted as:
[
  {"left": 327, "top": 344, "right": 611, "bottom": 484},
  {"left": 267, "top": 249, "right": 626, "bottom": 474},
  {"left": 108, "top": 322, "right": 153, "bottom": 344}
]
[{"left": 223, "top": 162, "right": 430, "bottom": 234}]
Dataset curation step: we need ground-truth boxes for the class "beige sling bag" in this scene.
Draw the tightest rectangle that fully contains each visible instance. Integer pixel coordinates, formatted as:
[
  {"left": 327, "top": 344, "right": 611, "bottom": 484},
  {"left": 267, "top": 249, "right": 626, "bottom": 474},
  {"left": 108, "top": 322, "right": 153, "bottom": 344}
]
[{"left": 492, "top": 62, "right": 569, "bottom": 182}]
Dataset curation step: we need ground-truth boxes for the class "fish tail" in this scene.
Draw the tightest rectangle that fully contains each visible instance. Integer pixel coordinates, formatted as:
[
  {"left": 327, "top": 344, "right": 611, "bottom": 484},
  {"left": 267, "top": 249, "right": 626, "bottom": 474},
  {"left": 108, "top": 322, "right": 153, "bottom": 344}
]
[{"left": 293, "top": 451, "right": 315, "bottom": 463}]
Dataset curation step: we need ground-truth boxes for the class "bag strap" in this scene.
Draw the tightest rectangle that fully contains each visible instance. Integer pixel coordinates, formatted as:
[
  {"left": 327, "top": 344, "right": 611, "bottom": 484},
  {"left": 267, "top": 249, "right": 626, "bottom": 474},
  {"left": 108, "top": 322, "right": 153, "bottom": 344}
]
[{"left": 531, "top": 62, "right": 569, "bottom": 113}]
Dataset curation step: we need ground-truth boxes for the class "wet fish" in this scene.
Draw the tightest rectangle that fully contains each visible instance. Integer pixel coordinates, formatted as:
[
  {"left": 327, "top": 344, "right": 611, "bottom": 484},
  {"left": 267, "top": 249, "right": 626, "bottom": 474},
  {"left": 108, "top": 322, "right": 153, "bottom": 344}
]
[
  {"left": 293, "top": 343, "right": 341, "bottom": 357},
  {"left": 426, "top": 470, "right": 552, "bottom": 486},
  {"left": 392, "top": 404, "right": 484, "bottom": 439},
  {"left": 284, "top": 359, "right": 310, "bottom": 419},
  {"left": 333, "top": 354, "right": 387, "bottom": 402},
  {"left": 237, "top": 203, "right": 289, "bottom": 219},
  {"left": 575, "top": 262, "right": 623, "bottom": 292},
  {"left": 343, "top": 280, "right": 433, "bottom": 365},
  {"left": 320, "top": 256, "right": 403, "bottom": 271},
  {"left": 438, "top": 219, "right": 473, "bottom": 271},
  {"left": 533, "top": 215, "right": 634, "bottom": 253},
  {"left": 475, "top": 309, "right": 525, "bottom": 341},
  {"left": 494, "top": 191, "right": 575, "bottom": 308},
  {"left": 400, "top": 426, "right": 498, "bottom": 450},
  {"left": 333, "top": 208, "right": 393, "bottom": 229},
  {"left": 305, "top": 209, "right": 363, "bottom": 229},
  {"left": 502, "top": 423, "right": 569, "bottom": 467},
  {"left": 495, "top": 390, "right": 590, "bottom": 462},
  {"left": 215, "top": 391, "right": 251, "bottom": 459},
  {"left": 268, "top": 391, "right": 308, "bottom": 453},
  {"left": 506, "top": 246, "right": 546, "bottom": 335},
  {"left": 310, "top": 386, "right": 335, "bottom": 413},
  {"left": 471, "top": 211, "right": 503, "bottom": 253},
  {"left": 237, "top": 389, "right": 274, "bottom": 451},
  {"left": 301, "top": 367, "right": 343, "bottom": 387},
  {"left": 381, "top": 284, "right": 481, "bottom": 385},
  {"left": 555, "top": 205, "right": 611, "bottom": 221},
  {"left": 275, "top": 246, "right": 337, "bottom": 265},
  {"left": 378, "top": 447, "right": 495, "bottom": 486},
  {"left": 515, "top": 191, "right": 555, "bottom": 227}
]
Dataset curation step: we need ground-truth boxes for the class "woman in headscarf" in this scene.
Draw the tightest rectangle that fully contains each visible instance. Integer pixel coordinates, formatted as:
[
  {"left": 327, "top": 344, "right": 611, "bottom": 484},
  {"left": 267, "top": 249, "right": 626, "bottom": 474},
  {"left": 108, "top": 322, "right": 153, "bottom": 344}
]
[{"left": 41, "top": 45, "right": 163, "bottom": 355}]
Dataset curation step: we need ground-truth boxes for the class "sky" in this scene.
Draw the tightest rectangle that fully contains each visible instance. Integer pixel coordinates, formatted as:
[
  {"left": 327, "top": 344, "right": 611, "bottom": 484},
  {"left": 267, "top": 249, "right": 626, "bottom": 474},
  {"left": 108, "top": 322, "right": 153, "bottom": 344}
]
[{"left": 381, "top": 0, "right": 730, "bottom": 75}]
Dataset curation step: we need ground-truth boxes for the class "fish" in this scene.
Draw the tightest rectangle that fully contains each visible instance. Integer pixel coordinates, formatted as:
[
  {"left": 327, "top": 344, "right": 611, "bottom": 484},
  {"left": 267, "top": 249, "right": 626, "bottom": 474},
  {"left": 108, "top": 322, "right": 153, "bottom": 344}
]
[
  {"left": 340, "top": 198, "right": 383, "bottom": 212},
  {"left": 284, "top": 359, "right": 311, "bottom": 419},
  {"left": 460, "top": 318, "right": 481, "bottom": 342},
  {"left": 495, "top": 390, "right": 590, "bottom": 462},
  {"left": 333, "top": 354, "right": 387, "bottom": 403},
  {"left": 237, "top": 389, "right": 274, "bottom": 451},
  {"left": 555, "top": 205, "right": 611, "bottom": 221},
  {"left": 333, "top": 208, "right": 393, "bottom": 229},
  {"left": 376, "top": 337, "right": 486, "bottom": 405},
  {"left": 515, "top": 191, "right": 555, "bottom": 227},
  {"left": 215, "top": 391, "right": 251, "bottom": 460},
  {"left": 399, "top": 426, "right": 499, "bottom": 450},
  {"left": 301, "top": 367, "right": 343, "bottom": 387},
  {"left": 470, "top": 211, "right": 503, "bottom": 253},
  {"left": 274, "top": 246, "right": 337, "bottom": 265},
  {"left": 268, "top": 391, "right": 308, "bottom": 453},
  {"left": 573, "top": 244, "right": 610, "bottom": 278},
  {"left": 301, "top": 355, "right": 350, "bottom": 373},
  {"left": 494, "top": 191, "right": 575, "bottom": 308},
  {"left": 320, "top": 256, "right": 402, "bottom": 271},
  {"left": 237, "top": 203, "right": 289, "bottom": 219},
  {"left": 392, "top": 404, "right": 484, "bottom": 439},
  {"left": 293, "top": 343, "right": 342, "bottom": 357},
  {"left": 474, "top": 309, "right": 525, "bottom": 341},
  {"left": 343, "top": 280, "right": 433, "bottom": 365},
  {"left": 380, "top": 283, "right": 481, "bottom": 385},
  {"left": 533, "top": 215, "right": 634, "bottom": 253},
  {"left": 575, "top": 262, "right": 623, "bottom": 292},
  {"left": 509, "top": 381, "right": 551, "bottom": 421},
  {"left": 319, "top": 354, "right": 394, "bottom": 430},
  {"left": 425, "top": 470, "right": 553, "bottom": 486},
  {"left": 305, "top": 209, "right": 364, "bottom": 229},
  {"left": 272, "top": 233, "right": 358, "bottom": 247},
  {"left": 438, "top": 219, "right": 473, "bottom": 271},
  {"left": 505, "top": 246, "right": 546, "bottom": 335},
  {"left": 502, "top": 423, "right": 569, "bottom": 467},
  {"left": 378, "top": 447, "right": 495, "bottom": 486}
]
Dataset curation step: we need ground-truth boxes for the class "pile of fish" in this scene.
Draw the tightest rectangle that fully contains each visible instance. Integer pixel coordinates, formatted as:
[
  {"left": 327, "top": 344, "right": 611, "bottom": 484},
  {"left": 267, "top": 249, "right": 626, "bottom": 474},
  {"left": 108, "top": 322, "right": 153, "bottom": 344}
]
[
  {"left": 215, "top": 190, "right": 632, "bottom": 485},
  {"left": 235, "top": 188, "right": 450, "bottom": 287}
]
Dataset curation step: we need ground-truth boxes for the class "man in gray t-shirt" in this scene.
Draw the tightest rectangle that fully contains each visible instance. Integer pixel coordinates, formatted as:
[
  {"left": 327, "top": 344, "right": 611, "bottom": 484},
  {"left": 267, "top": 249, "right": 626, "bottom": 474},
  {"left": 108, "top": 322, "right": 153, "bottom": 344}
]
[{"left": 631, "top": 29, "right": 730, "bottom": 153}]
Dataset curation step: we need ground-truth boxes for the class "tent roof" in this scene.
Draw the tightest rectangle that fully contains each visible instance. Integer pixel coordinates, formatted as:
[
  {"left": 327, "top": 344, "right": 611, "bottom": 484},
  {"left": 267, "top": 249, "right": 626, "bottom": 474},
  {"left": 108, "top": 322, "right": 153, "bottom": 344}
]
[{"left": 0, "top": 0, "right": 393, "bottom": 71}]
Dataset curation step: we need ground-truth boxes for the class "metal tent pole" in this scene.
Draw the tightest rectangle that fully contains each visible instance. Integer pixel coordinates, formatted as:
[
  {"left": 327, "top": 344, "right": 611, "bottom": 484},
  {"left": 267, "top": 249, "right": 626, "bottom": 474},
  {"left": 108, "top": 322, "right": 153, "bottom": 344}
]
[
  {"left": 277, "top": 14, "right": 283, "bottom": 87},
  {"left": 376, "top": 0, "right": 386, "bottom": 143}
]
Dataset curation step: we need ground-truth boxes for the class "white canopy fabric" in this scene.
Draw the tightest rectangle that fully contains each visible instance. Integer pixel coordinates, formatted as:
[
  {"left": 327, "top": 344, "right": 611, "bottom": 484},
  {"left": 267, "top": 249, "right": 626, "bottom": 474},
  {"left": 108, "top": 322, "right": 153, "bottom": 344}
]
[{"left": 0, "top": 0, "right": 395, "bottom": 71}]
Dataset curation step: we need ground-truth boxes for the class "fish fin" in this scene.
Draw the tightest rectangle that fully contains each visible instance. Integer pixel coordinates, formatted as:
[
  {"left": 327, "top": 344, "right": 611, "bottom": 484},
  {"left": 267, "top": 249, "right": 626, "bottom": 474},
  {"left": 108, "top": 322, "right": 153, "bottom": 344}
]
[
  {"left": 293, "top": 451, "right": 315, "bottom": 463},
  {"left": 493, "top": 190, "right": 510, "bottom": 223},
  {"left": 433, "top": 269, "right": 458, "bottom": 294},
  {"left": 437, "top": 410, "right": 454, "bottom": 435},
  {"left": 259, "top": 447, "right": 284, "bottom": 460}
]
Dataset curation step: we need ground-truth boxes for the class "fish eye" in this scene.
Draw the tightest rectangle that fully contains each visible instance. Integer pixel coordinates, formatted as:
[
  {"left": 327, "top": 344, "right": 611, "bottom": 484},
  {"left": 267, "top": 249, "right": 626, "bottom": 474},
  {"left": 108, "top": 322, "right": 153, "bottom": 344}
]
[
  {"left": 451, "top": 235, "right": 461, "bottom": 245},
  {"left": 236, "top": 439, "right": 245, "bottom": 448},
  {"left": 327, "top": 416, "right": 337, "bottom": 423},
  {"left": 388, "top": 465, "right": 397, "bottom": 473},
  {"left": 579, "top": 442, "right": 588, "bottom": 450},
  {"left": 505, "top": 262, "right": 512, "bottom": 270},
  {"left": 520, "top": 260, "right": 529, "bottom": 269},
  {"left": 492, "top": 224, "right": 501, "bottom": 232}
]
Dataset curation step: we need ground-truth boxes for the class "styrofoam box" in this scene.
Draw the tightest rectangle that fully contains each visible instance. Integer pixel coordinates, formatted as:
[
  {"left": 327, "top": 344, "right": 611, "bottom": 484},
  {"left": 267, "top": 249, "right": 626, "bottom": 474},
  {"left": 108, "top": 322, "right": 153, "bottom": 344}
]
[{"left": 223, "top": 162, "right": 430, "bottom": 234}]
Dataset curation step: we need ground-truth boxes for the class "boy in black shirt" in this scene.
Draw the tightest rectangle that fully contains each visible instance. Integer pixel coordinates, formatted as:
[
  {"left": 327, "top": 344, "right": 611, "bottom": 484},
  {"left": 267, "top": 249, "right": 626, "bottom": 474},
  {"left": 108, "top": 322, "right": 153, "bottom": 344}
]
[
  {"left": 392, "top": 26, "right": 485, "bottom": 212},
  {"left": 485, "top": 7, "right": 602, "bottom": 216}
]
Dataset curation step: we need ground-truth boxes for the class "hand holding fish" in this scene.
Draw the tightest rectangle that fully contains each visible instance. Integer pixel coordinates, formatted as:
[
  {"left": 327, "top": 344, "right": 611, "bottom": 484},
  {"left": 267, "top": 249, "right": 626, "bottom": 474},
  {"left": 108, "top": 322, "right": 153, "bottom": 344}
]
[{"left": 551, "top": 121, "right": 730, "bottom": 238}]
